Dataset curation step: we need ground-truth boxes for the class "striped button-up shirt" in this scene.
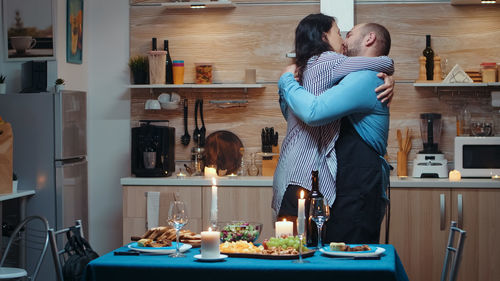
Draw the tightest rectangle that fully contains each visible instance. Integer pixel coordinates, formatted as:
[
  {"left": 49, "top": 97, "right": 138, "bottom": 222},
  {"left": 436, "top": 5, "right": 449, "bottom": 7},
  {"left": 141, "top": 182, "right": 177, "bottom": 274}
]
[{"left": 272, "top": 51, "right": 394, "bottom": 215}]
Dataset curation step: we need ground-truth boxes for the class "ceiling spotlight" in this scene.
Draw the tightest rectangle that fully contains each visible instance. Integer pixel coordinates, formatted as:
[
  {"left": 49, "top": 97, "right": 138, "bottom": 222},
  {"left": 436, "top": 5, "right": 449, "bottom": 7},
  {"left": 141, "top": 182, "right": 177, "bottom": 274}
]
[
  {"left": 190, "top": 4, "right": 206, "bottom": 8},
  {"left": 481, "top": 0, "right": 496, "bottom": 3}
]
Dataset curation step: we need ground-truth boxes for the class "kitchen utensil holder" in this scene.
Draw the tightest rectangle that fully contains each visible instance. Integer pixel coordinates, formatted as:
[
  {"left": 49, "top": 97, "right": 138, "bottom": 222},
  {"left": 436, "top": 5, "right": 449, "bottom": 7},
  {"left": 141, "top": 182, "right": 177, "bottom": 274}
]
[{"left": 397, "top": 151, "right": 408, "bottom": 177}]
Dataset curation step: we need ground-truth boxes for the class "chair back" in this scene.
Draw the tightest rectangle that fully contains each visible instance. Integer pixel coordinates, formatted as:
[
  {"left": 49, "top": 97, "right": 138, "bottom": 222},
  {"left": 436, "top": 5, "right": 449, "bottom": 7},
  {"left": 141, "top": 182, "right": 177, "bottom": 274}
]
[
  {"left": 440, "top": 221, "right": 466, "bottom": 281},
  {"left": 0, "top": 215, "right": 50, "bottom": 281},
  {"left": 48, "top": 220, "right": 84, "bottom": 281}
]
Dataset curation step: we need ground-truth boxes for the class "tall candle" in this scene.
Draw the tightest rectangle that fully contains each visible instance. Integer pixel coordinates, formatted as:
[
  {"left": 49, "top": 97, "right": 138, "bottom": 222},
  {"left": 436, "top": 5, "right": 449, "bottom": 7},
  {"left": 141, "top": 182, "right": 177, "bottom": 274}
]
[
  {"left": 210, "top": 177, "right": 218, "bottom": 227},
  {"left": 275, "top": 219, "right": 293, "bottom": 238},
  {"left": 201, "top": 227, "right": 220, "bottom": 258},
  {"left": 297, "top": 190, "right": 305, "bottom": 235}
]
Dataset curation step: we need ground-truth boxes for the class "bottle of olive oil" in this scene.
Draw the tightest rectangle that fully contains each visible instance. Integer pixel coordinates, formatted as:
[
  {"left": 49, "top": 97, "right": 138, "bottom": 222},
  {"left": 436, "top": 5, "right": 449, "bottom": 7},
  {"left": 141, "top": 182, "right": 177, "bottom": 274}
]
[{"left": 423, "top": 35, "right": 434, "bottom": 80}]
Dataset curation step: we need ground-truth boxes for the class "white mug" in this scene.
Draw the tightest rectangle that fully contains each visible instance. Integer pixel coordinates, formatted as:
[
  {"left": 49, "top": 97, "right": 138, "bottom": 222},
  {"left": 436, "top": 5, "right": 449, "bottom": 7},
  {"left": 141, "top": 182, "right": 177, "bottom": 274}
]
[
  {"left": 10, "top": 36, "right": 37, "bottom": 54},
  {"left": 145, "top": 99, "right": 161, "bottom": 110}
]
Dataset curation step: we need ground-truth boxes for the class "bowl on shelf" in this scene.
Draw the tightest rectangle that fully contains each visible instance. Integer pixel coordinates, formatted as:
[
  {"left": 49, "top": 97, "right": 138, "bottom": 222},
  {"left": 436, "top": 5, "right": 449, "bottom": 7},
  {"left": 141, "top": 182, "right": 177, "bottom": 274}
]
[
  {"left": 218, "top": 221, "right": 263, "bottom": 243},
  {"left": 158, "top": 93, "right": 180, "bottom": 110}
]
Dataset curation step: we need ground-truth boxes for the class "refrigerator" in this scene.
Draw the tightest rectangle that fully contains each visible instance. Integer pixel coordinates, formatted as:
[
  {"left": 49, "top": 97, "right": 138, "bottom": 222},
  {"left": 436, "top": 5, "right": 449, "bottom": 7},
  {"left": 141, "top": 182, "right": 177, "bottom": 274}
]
[{"left": 0, "top": 90, "right": 87, "bottom": 278}]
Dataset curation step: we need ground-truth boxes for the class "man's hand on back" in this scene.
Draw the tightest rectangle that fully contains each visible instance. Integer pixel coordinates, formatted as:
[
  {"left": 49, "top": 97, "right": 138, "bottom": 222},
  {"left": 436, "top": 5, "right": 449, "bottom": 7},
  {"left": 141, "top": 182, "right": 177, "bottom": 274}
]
[{"left": 375, "top": 73, "right": 394, "bottom": 106}]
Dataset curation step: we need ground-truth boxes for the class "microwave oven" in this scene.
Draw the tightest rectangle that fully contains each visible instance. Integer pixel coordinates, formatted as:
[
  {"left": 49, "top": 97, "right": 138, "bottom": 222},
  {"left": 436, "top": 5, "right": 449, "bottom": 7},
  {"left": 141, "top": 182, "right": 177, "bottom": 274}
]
[{"left": 454, "top": 136, "right": 500, "bottom": 177}]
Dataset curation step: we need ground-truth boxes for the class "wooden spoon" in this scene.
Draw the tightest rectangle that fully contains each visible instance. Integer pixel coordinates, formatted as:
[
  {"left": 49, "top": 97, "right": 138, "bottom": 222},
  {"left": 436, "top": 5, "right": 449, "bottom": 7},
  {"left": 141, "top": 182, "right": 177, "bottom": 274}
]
[{"left": 397, "top": 129, "right": 403, "bottom": 151}]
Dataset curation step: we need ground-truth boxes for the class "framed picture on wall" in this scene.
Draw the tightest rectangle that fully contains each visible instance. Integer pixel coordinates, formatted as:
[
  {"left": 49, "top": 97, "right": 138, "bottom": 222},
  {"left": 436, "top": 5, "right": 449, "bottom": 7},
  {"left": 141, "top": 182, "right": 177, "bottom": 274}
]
[
  {"left": 2, "top": 0, "right": 55, "bottom": 61},
  {"left": 66, "top": 0, "right": 83, "bottom": 64}
]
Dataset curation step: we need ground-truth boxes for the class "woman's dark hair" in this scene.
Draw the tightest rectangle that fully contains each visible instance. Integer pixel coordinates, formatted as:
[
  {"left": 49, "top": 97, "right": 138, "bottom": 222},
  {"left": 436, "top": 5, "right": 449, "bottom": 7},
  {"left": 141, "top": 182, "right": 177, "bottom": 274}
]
[{"left": 295, "top": 13, "right": 335, "bottom": 84}]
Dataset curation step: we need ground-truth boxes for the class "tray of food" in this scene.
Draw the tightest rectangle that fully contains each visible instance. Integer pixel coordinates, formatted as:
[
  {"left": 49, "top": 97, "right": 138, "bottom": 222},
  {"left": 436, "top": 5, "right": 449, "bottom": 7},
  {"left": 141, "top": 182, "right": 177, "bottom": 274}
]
[
  {"left": 220, "top": 237, "right": 315, "bottom": 260},
  {"left": 132, "top": 226, "right": 202, "bottom": 248}
]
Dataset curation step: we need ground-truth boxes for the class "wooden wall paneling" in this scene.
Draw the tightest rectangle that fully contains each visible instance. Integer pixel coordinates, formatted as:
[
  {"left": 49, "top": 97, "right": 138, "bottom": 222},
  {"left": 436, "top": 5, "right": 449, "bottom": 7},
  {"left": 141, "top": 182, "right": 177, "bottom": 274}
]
[{"left": 130, "top": 3, "right": 500, "bottom": 174}]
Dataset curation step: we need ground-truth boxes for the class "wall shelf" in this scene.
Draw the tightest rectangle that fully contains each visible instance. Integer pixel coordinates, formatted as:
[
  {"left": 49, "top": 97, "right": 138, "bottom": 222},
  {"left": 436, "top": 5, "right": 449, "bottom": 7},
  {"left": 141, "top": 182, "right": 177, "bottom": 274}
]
[
  {"left": 129, "top": 83, "right": 264, "bottom": 89},
  {"left": 129, "top": 83, "right": 265, "bottom": 93},
  {"left": 413, "top": 82, "right": 500, "bottom": 95},
  {"left": 130, "top": 1, "right": 235, "bottom": 9}
]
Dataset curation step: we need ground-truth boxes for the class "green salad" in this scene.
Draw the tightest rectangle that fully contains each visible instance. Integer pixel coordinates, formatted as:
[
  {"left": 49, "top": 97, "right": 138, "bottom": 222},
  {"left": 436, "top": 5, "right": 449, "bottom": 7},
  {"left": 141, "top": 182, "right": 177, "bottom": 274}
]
[{"left": 220, "top": 222, "right": 260, "bottom": 242}]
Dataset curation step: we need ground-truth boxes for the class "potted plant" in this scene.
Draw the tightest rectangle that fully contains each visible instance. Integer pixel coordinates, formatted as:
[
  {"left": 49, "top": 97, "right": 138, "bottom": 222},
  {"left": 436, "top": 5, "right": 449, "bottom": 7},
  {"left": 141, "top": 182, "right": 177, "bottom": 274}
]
[
  {"left": 55, "top": 78, "right": 65, "bottom": 92},
  {"left": 128, "top": 55, "right": 149, "bottom": 84},
  {"left": 0, "top": 74, "right": 6, "bottom": 94}
]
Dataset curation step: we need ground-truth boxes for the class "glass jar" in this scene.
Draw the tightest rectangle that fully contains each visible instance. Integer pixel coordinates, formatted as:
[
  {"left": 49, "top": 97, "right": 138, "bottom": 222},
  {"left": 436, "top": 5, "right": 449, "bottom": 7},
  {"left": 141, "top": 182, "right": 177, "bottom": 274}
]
[
  {"left": 461, "top": 105, "right": 472, "bottom": 136},
  {"left": 247, "top": 153, "right": 259, "bottom": 176}
]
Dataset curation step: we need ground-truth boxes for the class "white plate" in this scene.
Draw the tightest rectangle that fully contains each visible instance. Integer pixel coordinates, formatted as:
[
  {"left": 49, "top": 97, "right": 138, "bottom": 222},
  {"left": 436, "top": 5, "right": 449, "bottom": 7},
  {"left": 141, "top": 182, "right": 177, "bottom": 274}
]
[
  {"left": 319, "top": 246, "right": 385, "bottom": 257},
  {"left": 128, "top": 242, "right": 192, "bottom": 254},
  {"left": 194, "top": 254, "right": 228, "bottom": 261}
]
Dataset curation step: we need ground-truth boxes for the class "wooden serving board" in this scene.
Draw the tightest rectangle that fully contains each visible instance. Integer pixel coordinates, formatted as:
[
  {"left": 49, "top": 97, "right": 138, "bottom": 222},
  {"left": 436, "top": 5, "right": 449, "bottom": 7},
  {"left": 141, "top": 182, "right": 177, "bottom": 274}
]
[{"left": 221, "top": 249, "right": 315, "bottom": 260}]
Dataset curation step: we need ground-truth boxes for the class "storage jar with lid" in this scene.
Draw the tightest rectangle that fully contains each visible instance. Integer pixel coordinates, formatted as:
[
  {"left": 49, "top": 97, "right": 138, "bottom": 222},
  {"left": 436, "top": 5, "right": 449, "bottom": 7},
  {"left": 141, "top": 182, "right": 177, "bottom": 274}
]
[{"left": 480, "top": 62, "right": 497, "bottom": 83}]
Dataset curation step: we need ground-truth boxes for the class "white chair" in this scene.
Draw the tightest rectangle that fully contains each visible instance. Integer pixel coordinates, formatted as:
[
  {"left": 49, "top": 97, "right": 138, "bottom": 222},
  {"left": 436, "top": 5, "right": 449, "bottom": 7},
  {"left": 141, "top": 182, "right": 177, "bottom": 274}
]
[
  {"left": 0, "top": 216, "right": 50, "bottom": 281},
  {"left": 48, "top": 220, "right": 84, "bottom": 281},
  {"left": 440, "top": 221, "right": 466, "bottom": 281}
]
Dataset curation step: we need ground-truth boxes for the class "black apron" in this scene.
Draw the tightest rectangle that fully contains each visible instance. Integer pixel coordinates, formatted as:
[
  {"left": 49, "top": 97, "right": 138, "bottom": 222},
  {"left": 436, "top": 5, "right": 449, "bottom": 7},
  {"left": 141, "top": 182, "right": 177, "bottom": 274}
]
[{"left": 324, "top": 117, "right": 386, "bottom": 244}]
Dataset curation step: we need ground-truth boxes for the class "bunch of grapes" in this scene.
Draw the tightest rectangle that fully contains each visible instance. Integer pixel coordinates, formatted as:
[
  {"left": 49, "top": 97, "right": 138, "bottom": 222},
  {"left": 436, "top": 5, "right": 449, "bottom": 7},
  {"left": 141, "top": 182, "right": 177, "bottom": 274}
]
[{"left": 263, "top": 236, "right": 307, "bottom": 251}]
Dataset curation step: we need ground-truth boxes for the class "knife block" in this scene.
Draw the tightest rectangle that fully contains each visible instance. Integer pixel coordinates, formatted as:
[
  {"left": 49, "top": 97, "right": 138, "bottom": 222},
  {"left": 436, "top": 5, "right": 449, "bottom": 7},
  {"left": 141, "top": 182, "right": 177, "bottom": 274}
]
[{"left": 262, "top": 145, "right": 279, "bottom": 176}]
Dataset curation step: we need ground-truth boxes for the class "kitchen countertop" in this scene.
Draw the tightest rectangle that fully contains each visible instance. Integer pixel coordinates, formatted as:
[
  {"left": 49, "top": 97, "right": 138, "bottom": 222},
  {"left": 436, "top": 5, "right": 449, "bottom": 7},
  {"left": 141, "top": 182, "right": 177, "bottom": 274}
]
[{"left": 121, "top": 176, "right": 500, "bottom": 188}]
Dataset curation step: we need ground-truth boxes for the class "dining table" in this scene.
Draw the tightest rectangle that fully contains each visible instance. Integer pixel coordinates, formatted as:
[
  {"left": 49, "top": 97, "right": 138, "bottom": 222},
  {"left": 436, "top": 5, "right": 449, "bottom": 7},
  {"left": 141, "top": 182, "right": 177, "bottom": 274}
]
[{"left": 84, "top": 243, "right": 408, "bottom": 281}]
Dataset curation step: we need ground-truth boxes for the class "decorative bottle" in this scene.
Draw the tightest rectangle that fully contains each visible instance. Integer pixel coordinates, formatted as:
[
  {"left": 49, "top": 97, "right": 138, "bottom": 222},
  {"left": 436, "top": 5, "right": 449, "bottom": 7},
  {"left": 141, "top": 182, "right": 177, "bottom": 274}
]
[
  {"left": 306, "top": 170, "right": 322, "bottom": 246},
  {"left": 152, "top": 37, "right": 157, "bottom": 51},
  {"left": 247, "top": 153, "right": 259, "bottom": 176},
  {"left": 164, "top": 40, "right": 174, "bottom": 84},
  {"left": 423, "top": 35, "right": 434, "bottom": 80}
]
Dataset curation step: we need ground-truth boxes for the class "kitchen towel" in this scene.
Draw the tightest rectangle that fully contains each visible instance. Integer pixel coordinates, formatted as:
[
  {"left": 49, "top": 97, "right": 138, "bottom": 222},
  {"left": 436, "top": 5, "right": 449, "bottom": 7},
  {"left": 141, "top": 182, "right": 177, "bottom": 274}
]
[
  {"left": 146, "top": 191, "right": 160, "bottom": 229},
  {"left": 0, "top": 120, "right": 13, "bottom": 194}
]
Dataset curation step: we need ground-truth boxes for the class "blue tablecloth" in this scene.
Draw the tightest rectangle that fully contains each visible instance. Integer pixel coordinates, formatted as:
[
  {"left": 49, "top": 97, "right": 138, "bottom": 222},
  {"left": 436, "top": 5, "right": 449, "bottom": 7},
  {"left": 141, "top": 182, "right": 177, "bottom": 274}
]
[{"left": 85, "top": 244, "right": 408, "bottom": 281}]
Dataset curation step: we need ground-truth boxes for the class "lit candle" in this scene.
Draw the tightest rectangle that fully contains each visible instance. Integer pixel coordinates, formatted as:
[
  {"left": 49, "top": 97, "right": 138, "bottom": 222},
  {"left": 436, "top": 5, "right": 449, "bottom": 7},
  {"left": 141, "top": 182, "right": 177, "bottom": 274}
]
[
  {"left": 201, "top": 227, "right": 220, "bottom": 259},
  {"left": 204, "top": 166, "right": 217, "bottom": 178},
  {"left": 275, "top": 219, "right": 293, "bottom": 238},
  {"left": 449, "top": 170, "right": 461, "bottom": 182},
  {"left": 210, "top": 177, "right": 218, "bottom": 227},
  {"left": 297, "top": 191, "right": 305, "bottom": 235}
]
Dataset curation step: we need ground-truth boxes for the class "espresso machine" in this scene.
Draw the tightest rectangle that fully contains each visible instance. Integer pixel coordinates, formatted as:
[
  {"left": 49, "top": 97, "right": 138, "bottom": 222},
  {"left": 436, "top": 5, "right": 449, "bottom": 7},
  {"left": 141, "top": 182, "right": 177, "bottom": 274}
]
[
  {"left": 132, "top": 120, "right": 175, "bottom": 177},
  {"left": 413, "top": 113, "right": 448, "bottom": 178}
]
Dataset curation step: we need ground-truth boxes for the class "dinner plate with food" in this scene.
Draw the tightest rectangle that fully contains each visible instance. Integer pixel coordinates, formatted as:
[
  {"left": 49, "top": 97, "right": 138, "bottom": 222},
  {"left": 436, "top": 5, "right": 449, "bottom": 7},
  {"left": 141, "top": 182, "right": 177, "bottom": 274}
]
[
  {"left": 319, "top": 242, "right": 385, "bottom": 257},
  {"left": 128, "top": 239, "right": 192, "bottom": 254}
]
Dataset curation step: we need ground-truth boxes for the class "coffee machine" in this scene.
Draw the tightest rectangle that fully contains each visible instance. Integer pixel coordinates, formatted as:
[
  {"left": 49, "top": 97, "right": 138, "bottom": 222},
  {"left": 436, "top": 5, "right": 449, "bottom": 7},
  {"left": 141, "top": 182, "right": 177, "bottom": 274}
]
[
  {"left": 132, "top": 120, "right": 175, "bottom": 177},
  {"left": 413, "top": 113, "right": 448, "bottom": 178}
]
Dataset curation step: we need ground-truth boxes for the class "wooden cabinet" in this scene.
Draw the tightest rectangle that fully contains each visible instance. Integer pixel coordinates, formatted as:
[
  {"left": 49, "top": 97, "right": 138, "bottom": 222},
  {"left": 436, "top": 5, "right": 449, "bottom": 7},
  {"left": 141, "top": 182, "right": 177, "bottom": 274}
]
[
  {"left": 387, "top": 187, "right": 500, "bottom": 281},
  {"left": 201, "top": 186, "right": 273, "bottom": 243},
  {"left": 122, "top": 185, "right": 273, "bottom": 244},
  {"left": 122, "top": 185, "right": 202, "bottom": 243}
]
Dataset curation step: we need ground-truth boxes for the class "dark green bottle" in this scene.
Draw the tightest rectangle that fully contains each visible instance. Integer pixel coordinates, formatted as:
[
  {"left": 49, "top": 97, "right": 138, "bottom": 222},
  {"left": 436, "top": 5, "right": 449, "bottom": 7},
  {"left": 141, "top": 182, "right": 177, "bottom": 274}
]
[
  {"left": 164, "top": 40, "right": 174, "bottom": 84},
  {"left": 306, "top": 170, "right": 321, "bottom": 246},
  {"left": 423, "top": 35, "right": 434, "bottom": 80}
]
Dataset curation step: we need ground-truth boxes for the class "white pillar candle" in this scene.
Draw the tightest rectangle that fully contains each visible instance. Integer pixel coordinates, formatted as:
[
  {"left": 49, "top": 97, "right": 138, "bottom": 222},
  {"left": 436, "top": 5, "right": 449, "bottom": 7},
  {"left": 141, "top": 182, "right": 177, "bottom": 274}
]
[
  {"left": 449, "top": 170, "right": 461, "bottom": 182},
  {"left": 297, "top": 191, "right": 305, "bottom": 235},
  {"left": 275, "top": 219, "right": 293, "bottom": 238},
  {"left": 201, "top": 227, "right": 220, "bottom": 259},
  {"left": 204, "top": 166, "right": 217, "bottom": 178},
  {"left": 210, "top": 177, "right": 218, "bottom": 227}
]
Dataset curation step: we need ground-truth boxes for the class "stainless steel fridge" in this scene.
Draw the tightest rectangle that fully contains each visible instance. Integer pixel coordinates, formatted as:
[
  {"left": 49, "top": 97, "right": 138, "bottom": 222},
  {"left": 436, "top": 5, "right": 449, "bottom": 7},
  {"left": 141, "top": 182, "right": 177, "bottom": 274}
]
[{"left": 0, "top": 91, "right": 88, "bottom": 278}]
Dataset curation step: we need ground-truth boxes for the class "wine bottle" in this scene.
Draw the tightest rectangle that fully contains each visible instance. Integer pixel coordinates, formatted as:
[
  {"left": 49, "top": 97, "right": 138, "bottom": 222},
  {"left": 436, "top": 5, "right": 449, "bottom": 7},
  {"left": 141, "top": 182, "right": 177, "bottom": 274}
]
[
  {"left": 164, "top": 40, "right": 174, "bottom": 84},
  {"left": 306, "top": 170, "right": 322, "bottom": 246},
  {"left": 152, "top": 37, "right": 157, "bottom": 51},
  {"left": 423, "top": 35, "right": 434, "bottom": 80}
]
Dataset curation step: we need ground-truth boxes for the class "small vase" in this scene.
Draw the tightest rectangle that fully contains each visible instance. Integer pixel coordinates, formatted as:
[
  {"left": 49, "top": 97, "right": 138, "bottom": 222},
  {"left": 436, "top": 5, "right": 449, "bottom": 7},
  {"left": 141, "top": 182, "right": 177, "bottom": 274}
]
[{"left": 0, "top": 83, "right": 6, "bottom": 94}]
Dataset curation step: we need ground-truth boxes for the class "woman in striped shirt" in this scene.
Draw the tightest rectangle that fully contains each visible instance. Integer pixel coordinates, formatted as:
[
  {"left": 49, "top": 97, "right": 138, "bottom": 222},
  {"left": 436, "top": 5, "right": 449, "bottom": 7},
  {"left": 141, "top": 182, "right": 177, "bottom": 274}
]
[{"left": 272, "top": 14, "right": 394, "bottom": 228}]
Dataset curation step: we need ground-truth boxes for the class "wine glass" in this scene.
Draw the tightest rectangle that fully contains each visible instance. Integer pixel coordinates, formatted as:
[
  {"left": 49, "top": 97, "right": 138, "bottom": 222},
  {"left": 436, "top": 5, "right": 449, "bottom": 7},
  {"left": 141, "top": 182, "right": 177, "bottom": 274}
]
[
  {"left": 167, "top": 201, "right": 189, "bottom": 257},
  {"left": 309, "top": 197, "right": 330, "bottom": 250}
]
